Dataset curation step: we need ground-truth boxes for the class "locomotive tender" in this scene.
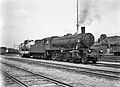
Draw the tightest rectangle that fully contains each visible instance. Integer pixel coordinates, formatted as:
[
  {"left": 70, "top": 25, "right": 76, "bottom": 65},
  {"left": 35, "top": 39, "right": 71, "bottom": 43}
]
[{"left": 19, "top": 27, "right": 102, "bottom": 64}]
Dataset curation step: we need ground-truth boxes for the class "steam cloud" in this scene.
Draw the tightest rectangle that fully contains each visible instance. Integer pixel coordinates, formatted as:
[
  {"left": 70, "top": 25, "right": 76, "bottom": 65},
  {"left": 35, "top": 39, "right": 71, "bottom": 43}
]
[{"left": 79, "top": 0, "right": 120, "bottom": 26}]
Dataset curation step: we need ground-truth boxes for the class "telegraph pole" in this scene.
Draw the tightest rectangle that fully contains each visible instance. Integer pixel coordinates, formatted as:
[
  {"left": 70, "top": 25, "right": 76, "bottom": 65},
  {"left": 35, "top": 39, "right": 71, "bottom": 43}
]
[{"left": 76, "top": 0, "right": 79, "bottom": 33}]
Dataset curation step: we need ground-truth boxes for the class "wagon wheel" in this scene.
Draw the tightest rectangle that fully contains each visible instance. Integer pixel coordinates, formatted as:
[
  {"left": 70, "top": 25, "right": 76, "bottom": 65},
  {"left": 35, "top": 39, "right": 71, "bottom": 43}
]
[
  {"left": 69, "top": 57, "right": 75, "bottom": 63},
  {"left": 63, "top": 57, "right": 68, "bottom": 62},
  {"left": 52, "top": 56, "right": 57, "bottom": 60},
  {"left": 81, "top": 57, "right": 88, "bottom": 64},
  {"left": 62, "top": 54, "right": 68, "bottom": 62},
  {"left": 51, "top": 52, "right": 57, "bottom": 60},
  {"left": 74, "top": 58, "right": 81, "bottom": 63}
]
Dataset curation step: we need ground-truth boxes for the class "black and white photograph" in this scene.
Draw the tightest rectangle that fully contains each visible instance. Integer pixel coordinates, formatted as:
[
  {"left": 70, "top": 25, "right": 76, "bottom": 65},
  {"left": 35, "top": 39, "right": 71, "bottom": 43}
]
[{"left": 0, "top": 0, "right": 120, "bottom": 87}]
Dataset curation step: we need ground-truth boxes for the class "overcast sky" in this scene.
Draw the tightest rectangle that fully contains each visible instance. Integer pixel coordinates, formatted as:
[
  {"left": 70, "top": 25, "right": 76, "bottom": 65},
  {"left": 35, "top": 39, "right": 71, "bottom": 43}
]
[{"left": 0, "top": 0, "right": 120, "bottom": 48}]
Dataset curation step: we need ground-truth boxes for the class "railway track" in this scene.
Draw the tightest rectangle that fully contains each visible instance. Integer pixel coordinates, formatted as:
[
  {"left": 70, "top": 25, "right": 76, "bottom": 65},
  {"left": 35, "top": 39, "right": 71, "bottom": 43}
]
[
  {"left": 92, "top": 62, "right": 120, "bottom": 68},
  {"left": 100, "top": 59, "right": 120, "bottom": 63},
  {"left": 28, "top": 60, "right": 120, "bottom": 80},
  {"left": 1, "top": 69, "right": 26, "bottom": 87},
  {"left": 1, "top": 62, "right": 74, "bottom": 87},
  {"left": 3, "top": 55, "right": 120, "bottom": 69},
  {"left": 2, "top": 56, "right": 120, "bottom": 80},
  {"left": 100, "top": 55, "right": 120, "bottom": 63}
]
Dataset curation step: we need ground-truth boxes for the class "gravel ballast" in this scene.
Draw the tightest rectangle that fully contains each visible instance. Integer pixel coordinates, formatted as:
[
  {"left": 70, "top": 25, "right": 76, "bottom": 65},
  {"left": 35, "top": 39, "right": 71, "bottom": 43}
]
[{"left": 1, "top": 58, "right": 120, "bottom": 87}]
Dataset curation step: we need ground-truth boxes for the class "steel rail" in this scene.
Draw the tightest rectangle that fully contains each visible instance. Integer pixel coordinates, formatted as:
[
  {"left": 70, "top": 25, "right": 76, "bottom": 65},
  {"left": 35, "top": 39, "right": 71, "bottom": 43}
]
[
  {"left": 92, "top": 63, "right": 120, "bottom": 68},
  {"left": 2, "top": 57, "right": 120, "bottom": 79},
  {"left": 1, "top": 62, "right": 74, "bottom": 87},
  {"left": 0, "top": 69, "right": 29, "bottom": 87},
  {"left": 100, "top": 59, "right": 120, "bottom": 63},
  {"left": 28, "top": 61, "right": 120, "bottom": 80}
]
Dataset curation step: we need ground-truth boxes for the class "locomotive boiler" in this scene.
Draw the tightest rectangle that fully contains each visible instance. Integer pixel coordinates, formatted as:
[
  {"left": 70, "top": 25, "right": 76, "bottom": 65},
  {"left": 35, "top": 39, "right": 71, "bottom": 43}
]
[
  {"left": 51, "top": 33, "right": 94, "bottom": 48},
  {"left": 19, "top": 27, "right": 102, "bottom": 64}
]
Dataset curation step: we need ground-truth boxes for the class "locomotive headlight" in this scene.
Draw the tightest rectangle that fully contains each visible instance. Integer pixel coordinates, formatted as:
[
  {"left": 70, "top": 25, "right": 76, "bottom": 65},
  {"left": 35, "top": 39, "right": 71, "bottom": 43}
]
[
  {"left": 77, "top": 39, "right": 80, "bottom": 43},
  {"left": 88, "top": 49, "right": 92, "bottom": 53},
  {"left": 99, "top": 49, "right": 103, "bottom": 53}
]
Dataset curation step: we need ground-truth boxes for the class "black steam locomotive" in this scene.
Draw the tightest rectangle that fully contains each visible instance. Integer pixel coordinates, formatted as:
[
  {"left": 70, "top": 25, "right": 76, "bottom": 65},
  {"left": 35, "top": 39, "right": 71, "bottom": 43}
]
[{"left": 19, "top": 27, "right": 102, "bottom": 64}]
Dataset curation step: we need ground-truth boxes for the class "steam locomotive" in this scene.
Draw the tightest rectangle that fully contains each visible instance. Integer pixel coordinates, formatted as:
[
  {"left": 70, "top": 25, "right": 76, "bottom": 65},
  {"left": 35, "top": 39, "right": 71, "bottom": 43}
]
[{"left": 19, "top": 27, "right": 102, "bottom": 64}]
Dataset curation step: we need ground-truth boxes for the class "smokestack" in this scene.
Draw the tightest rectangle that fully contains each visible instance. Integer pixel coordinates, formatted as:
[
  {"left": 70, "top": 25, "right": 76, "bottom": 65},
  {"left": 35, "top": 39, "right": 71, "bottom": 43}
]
[{"left": 81, "top": 27, "right": 85, "bottom": 34}]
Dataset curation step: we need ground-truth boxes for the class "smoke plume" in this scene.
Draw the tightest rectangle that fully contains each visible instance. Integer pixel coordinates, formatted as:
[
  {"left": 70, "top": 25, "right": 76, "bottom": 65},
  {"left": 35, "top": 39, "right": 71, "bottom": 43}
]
[{"left": 79, "top": 0, "right": 120, "bottom": 26}]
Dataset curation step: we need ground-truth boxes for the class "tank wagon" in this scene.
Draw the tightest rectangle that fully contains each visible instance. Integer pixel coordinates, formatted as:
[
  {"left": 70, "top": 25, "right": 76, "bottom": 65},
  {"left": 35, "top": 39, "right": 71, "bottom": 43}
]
[{"left": 19, "top": 27, "right": 102, "bottom": 63}]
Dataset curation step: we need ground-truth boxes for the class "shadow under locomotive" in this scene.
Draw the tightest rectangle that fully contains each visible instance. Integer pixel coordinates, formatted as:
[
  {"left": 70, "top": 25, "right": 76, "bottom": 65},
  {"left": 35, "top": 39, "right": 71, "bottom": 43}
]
[{"left": 19, "top": 27, "right": 103, "bottom": 64}]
